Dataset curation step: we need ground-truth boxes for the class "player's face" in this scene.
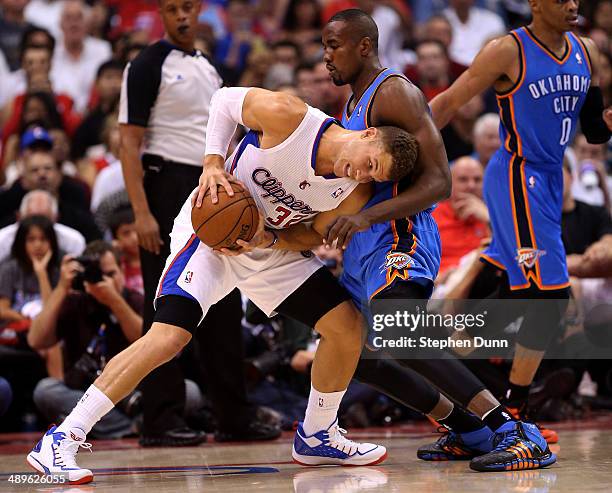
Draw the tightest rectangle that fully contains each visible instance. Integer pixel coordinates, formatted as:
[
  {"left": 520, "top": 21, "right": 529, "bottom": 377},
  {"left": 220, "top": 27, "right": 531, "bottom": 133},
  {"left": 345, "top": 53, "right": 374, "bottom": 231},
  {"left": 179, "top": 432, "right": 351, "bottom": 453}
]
[
  {"left": 159, "top": 0, "right": 200, "bottom": 46},
  {"left": 334, "top": 130, "right": 392, "bottom": 183},
  {"left": 322, "top": 21, "right": 362, "bottom": 86},
  {"left": 532, "top": 0, "right": 579, "bottom": 31}
]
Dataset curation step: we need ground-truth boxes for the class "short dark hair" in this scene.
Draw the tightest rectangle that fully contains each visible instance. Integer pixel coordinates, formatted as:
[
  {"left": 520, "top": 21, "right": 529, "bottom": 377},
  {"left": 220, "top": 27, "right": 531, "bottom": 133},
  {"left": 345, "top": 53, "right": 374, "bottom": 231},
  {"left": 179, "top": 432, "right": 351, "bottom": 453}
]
[
  {"left": 83, "top": 240, "right": 121, "bottom": 264},
  {"left": 96, "top": 59, "right": 124, "bottom": 79},
  {"left": 328, "top": 8, "right": 379, "bottom": 53},
  {"left": 11, "top": 215, "right": 59, "bottom": 274},
  {"left": 108, "top": 207, "right": 135, "bottom": 238},
  {"left": 416, "top": 39, "right": 449, "bottom": 58},
  {"left": 19, "top": 26, "right": 55, "bottom": 63},
  {"left": 378, "top": 126, "right": 419, "bottom": 182}
]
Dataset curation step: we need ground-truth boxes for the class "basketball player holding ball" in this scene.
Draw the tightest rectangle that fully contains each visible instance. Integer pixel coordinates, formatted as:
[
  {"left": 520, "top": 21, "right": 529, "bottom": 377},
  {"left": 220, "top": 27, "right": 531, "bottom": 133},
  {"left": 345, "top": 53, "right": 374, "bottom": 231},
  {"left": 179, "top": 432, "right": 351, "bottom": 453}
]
[{"left": 26, "top": 86, "right": 417, "bottom": 482}]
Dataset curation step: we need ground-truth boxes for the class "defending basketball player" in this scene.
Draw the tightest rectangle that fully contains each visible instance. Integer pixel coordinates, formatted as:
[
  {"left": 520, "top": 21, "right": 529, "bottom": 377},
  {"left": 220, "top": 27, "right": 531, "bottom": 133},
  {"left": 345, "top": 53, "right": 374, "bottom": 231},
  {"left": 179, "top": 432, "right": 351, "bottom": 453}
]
[
  {"left": 25, "top": 86, "right": 418, "bottom": 482},
  {"left": 428, "top": 0, "right": 611, "bottom": 469}
]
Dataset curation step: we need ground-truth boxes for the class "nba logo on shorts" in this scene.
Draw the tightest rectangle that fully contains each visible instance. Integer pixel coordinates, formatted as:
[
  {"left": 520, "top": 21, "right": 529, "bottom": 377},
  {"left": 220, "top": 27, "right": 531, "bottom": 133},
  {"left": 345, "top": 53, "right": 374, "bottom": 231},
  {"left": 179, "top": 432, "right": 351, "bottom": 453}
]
[
  {"left": 332, "top": 187, "right": 345, "bottom": 199},
  {"left": 184, "top": 271, "right": 193, "bottom": 284}
]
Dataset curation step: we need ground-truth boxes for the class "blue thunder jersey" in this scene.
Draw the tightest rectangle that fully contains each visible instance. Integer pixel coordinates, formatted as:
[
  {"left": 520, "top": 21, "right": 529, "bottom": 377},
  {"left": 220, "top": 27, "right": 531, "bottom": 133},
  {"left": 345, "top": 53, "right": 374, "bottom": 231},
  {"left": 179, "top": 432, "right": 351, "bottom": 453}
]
[
  {"left": 482, "top": 28, "right": 591, "bottom": 290},
  {"left": 339, "top": 68, "right": 441, "bottom": 309},
  {"left": 497, "top": 27, "right": 591, "bottom": 163}
]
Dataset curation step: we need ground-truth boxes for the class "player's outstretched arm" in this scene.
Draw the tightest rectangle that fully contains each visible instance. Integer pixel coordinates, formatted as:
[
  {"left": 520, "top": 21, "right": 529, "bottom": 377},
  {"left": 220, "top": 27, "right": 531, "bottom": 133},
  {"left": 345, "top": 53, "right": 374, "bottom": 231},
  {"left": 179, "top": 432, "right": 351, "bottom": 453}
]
[{"left": 430, "top": 35, "right": 517, "bottom": 129}]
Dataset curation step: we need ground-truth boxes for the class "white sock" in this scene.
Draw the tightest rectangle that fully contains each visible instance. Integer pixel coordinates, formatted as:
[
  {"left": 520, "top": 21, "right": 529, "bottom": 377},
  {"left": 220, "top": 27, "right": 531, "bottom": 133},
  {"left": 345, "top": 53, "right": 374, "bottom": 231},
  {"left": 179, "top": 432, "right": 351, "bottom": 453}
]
[
  {"left": 302, "top": 385, "right": 346, "bottom": 435},
  {"left": 57, "top": 385, "right": 114, "bottom": 436}
]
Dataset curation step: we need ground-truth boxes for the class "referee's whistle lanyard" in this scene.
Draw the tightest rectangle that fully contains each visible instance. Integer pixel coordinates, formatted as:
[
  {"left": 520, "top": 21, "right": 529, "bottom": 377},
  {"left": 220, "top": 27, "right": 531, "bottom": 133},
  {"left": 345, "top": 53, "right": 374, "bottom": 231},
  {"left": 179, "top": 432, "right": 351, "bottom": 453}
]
[{"left": 86, "top": 323, "right": 108, "bottom": 369}]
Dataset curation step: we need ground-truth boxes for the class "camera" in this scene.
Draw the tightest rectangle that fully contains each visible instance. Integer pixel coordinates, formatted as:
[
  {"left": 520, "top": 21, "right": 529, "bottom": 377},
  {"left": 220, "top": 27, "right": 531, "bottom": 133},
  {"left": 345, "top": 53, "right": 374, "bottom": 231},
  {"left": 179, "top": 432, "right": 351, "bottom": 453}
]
[{"left": 72, "top": 255, "right": 104, "bottom": 291}]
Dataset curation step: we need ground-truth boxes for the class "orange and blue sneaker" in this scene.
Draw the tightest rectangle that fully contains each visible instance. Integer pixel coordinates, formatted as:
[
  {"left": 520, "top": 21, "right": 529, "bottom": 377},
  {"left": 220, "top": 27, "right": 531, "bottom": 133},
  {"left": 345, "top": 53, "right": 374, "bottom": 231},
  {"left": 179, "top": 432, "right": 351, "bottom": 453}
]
[
  {"left": 417, "top": 426, "right": 493, "bottom": 461},
  {"left": 470, "top": 421, "right": 556, "bottom": 472},
  {"left": 506, "top": 405, "right": 559, "bottom": 445}
]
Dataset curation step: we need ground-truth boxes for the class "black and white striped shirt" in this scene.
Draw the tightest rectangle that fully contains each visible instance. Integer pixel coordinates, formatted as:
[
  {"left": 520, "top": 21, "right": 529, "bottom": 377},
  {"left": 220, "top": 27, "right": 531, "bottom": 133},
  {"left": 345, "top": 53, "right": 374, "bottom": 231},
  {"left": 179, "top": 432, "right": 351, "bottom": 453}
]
[{"left": 119, "top": 40, "right": 222, "bottom": 166}]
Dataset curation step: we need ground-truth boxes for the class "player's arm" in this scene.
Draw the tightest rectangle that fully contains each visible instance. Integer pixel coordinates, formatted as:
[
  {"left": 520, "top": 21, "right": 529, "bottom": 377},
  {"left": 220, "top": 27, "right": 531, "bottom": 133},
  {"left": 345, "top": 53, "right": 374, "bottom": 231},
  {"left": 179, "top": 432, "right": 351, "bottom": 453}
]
[
  {"left": 578, "top": 37, "right": 612, "bottom": 143},
  {"left": 275, "top": 183, "right": 373, "bottom": 251},
  {"left": 223, "top": 184, "right": 372, "bottom": 254},
  {"left": 196, "top": 87, "right": 308, "bottom": 206},
  {"left": 430, "top": 35, "right": 518, "bottom": 129},
  {"left": 323, "top": 76, "right": 451, "bottom": 248}
]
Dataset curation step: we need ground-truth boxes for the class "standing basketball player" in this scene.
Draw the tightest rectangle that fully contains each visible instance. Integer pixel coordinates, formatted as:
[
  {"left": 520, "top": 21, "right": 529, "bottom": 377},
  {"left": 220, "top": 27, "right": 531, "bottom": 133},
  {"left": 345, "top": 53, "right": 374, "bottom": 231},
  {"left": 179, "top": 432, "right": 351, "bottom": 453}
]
[
  {"left": 430, "top": 0, "right": 611, "bottom": 462},
  {"left": 118, "top": 0, "right": 278, "bottom": 446},
  {"left": 26, "top": 86, "right": 420, "bottom": 482},
  {"left": 315, "top": 9, "right": 557, "bottom": 472}
]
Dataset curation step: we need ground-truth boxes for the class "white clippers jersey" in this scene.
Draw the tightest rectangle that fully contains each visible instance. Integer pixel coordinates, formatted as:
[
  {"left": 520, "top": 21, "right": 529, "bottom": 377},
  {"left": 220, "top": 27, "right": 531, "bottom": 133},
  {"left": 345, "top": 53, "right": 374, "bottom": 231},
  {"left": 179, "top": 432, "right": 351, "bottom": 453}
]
[{"left": 225, "top": 106, "right": 359, "bottom": 229}]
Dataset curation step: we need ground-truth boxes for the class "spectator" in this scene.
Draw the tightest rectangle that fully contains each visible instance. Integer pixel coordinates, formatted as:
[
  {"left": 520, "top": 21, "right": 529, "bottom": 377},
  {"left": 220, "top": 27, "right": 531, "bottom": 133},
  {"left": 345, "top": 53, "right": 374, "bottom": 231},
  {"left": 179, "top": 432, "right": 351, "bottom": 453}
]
[
  {"left": 0, "top": 26, "right": 58, "bottom": 110},
  {"left": 432, "top": 156, "right": 489, "bottom": 277},
  {"left": 87, "top": 0, "right": 111, "bottom": 41},
  {"left": 51, "top": 0, "right": 112, "bottom": 113},
  {"left": 443, "top": 0, "right": 505, "bottom": 67},
  {"left": 108, "top": 207, "right": 142, "bottom": 296},
  {"left": 71, "top": 61, "right": 123, "bottom": 168},
  {"left": 24, "top": 0, "right": 64, "bottom": 39},
  {"left": 0, "top": 215, "right": 60, "bottom": 326},
  {"left": 281, "top": 0, "right": 323, "bottom": 48},
  {"left": 411, "top": 39, "right": 452, "bottom": 101},
  {"left": 90, "top": 113, "right": 123, "bottom": 212},
  {"left": 237, "top": 47, "right": 274, "bottom": 88},
  {"left": 271, "top": 39, "right": 301, "bottom": 71},
  {"left": 563, "top": 162, "right": 612, "bottom": 278},
  {"left": 0, "top": 0, "right": 36, "bottom": 71},
  {"left": 472, "top": 113, "right": 501, "bottom": 168},
  {"left": 295, "top": 62, "right": 324, "bottom": 110},
  {"left": 593, "top": 0, "right": 612, "bottom": 37},
  {"left": 419, "top": 14, "right": 468, "bottom": 78},
  {"left": 1, "top": 54, "right": 81, "bottom": 173},
  {"left": 440, "top": 94, "right": 485, "bottom": 162},
  {"left": 214, "top": 0, "right": 264, "bottom": 85},
  {"left": 570, "top": 133, "right": 611, "bottom": 210},
  {"left": 363, "top": 0, "right": 414, "bottom": 70},
  {"left": 0, "top": 190, "right": 85, "bottom": 263},
  {"left": 0, "top": 133, "right": 101, "bottom": 241},
  {"left": 28, "top": 241, "right": 144, "bottom": 439}
]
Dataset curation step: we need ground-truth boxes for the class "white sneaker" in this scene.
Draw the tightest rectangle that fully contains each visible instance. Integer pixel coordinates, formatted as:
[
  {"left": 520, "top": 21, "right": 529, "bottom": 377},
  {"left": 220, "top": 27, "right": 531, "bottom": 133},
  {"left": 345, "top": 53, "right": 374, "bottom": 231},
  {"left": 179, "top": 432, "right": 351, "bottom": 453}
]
[
  {"left": 293, "top": 467, "right": 389, "bottom": 492},
  {"left": 27, "top": 426, "right": 94, "bottom": 484},
  {"left": 292, "top": 419, "right": 387, "bottom": 466}
]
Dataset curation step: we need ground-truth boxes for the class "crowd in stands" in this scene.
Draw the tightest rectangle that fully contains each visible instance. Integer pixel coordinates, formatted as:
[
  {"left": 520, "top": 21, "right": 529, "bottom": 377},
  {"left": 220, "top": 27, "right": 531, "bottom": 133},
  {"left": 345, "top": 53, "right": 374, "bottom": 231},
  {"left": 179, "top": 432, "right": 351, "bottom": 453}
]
[{"left": 0, "top": 0, "right": 611, "bottom": 433}]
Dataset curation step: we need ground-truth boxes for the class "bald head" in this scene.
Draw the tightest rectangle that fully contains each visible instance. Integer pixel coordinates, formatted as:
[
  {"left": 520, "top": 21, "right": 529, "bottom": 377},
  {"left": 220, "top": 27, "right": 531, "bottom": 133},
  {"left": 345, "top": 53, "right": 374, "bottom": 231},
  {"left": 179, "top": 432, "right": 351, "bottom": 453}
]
[
  {"left": 19, "top": 190, "right": 58, "bottom": 221},
  {"left": 328, "top": 9, "right": 379, "bottom": 53},
  {"left": 451, "top": 156, "right": 484, "bottom": 200}
]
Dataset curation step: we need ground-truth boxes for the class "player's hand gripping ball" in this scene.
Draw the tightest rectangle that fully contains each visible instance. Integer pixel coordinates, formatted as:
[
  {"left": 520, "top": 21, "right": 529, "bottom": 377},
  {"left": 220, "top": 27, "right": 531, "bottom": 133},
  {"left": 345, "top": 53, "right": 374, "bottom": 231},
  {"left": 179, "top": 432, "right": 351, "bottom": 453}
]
[{"left": 191, "top": 183, "right": 259, "bottom": 250}]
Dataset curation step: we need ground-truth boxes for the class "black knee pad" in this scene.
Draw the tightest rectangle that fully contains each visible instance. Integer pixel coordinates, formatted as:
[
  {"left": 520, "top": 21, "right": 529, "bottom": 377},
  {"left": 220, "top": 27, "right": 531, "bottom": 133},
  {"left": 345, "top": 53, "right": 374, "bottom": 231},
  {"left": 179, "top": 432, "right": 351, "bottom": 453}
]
[{"left": 514, "top": 287, "right": 570, "bottom": 351}]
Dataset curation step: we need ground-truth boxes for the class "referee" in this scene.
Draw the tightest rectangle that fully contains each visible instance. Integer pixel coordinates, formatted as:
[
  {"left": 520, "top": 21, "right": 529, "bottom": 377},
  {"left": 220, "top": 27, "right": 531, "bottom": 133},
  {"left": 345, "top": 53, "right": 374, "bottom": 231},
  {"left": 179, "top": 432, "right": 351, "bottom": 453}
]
[{"left": 118, "top": 0, "right": 279, "bottom": 445}]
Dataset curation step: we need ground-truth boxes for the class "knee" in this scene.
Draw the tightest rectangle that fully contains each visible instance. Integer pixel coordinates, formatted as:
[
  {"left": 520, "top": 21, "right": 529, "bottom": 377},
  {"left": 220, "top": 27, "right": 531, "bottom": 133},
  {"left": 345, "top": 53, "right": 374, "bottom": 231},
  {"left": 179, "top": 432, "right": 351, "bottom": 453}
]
[
  {"left": 316, "top": 302, "right": 364, "bottom": 349},
  {"left": 144, "top": 323, "right": 192, "bottom": 363}
]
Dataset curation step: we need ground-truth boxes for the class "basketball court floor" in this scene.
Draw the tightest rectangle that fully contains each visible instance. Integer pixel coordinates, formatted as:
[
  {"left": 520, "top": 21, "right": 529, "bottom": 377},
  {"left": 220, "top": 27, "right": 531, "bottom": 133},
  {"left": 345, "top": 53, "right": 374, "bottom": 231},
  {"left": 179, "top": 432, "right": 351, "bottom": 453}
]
[{"left": 1, "top": 416, "right": 611, "bottom": 492}]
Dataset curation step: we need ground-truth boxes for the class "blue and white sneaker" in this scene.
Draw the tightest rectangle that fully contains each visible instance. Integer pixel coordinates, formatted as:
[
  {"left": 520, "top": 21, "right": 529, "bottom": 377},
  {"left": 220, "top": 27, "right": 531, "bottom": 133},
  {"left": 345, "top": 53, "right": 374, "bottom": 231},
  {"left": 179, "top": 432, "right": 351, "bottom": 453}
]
[
  {"left": 292, "top": 419, "right": 387, "bottom": 466},
  {"left": 27, "top": 426, "right": 93, "bottom": 484}
]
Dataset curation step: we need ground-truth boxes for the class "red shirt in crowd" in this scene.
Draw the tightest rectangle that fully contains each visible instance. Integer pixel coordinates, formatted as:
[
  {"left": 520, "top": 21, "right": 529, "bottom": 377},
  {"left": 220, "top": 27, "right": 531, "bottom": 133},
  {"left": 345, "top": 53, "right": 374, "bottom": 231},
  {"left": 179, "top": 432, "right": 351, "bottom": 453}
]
[{"left": 432, "top": 200, "right": 489, "bottom": 275}]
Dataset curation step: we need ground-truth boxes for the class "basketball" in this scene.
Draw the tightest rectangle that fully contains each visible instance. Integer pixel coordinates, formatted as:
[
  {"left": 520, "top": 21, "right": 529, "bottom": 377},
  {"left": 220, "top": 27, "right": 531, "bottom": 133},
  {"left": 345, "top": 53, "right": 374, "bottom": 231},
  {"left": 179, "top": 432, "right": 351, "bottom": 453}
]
[{"left": 191, "top": 184, "right": 259, "bottom": 250}]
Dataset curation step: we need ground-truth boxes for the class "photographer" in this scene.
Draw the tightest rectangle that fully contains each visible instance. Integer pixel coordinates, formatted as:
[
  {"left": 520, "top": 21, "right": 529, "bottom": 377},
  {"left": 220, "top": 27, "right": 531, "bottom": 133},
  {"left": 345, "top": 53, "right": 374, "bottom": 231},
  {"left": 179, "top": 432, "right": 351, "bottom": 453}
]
[{"left": 28, "top": 240, "right": 143, "bottom": 438}]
